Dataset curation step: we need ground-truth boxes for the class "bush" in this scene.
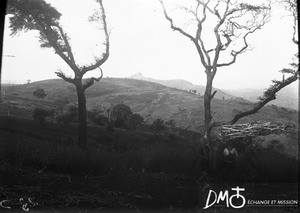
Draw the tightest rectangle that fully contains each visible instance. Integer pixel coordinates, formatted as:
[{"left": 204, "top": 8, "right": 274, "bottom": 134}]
[
  {"left": 92, "top": 114, "right": 109, "bottom": 126},
  {"left": 33, "top": 88, "right": 46, "bottom": 99},
  {"left": 114, "top": 117, "right": 127, "bottom": 129},
  {"left": 55, "top": 104, "right": 78, "bottom": 125},
  {"left": 151, "top": 118, "right": 165, "bottom": 132},
  {"left": 110, "top": 104, "right": 132, "bottom": 123},
  {"left": 165, "top": 119, "right": 176, "bottom": 128},
  {"left": 32, "top": 107, "right": 51, "bottom": 125},
  {"left": 127, "top": 113, "right": 144, "bottom": 130}
]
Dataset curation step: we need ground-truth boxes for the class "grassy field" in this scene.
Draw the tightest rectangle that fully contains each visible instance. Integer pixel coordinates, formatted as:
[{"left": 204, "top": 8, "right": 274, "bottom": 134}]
[
  {"left": 0, "top": 114, "right": 298, "bottom": 212},
  {"left": 0, "top": 78, "right": 298, "bottom": 212}
]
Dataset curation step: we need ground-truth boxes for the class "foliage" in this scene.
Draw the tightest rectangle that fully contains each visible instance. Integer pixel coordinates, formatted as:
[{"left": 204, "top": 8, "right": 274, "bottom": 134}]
[
  {"left": 32, "top": 107, "right": 51, "bottom": 125},
  {"left": 151, "top": 118, "right": 165, "bottom": 132},
  {"left": 110, "top": 104, "right": 133, "bottom": 122},
  {"left": 127, "top": 113, "right": 144, "bottom": 130},
  {"left": 33, "top": 88, "right": 46, "bottom": 99},
  {"left": 7, "top": 0, "right": 62, "bottom": 47},
  {"left": 113, "top": 117, "right": 127, "bottom": 129},
  {"left": 165, "top": 119, "right": 176, "bottom": 128},
  {"left": 258, "top": 58, "right": 299, "bottom": 101},
  {"left": 54, "top": 97, "right": 70, "bottom": 108},
  {"left": 92, "top": 114, "right": 109, "bottom": 127},
  {"left": 109, "top": 104, "right": 133, "bottom": 129},
  {"left": 88, "top": 107, "right": 109, "bottom": 126},
  {"left": 6, "top": 0, "right": 110, "bottom": 149},
  {"left": 55, "top": 104, "right": 78, "bottom": 125}
]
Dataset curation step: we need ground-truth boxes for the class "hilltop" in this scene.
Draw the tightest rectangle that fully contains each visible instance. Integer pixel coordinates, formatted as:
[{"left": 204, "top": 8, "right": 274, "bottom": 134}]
[
  {"left": 1, "top": 78, "right": 297, "bottom": 132},
  {"left": 129, "top": 72, "right": 298, "bottom": 110},
  {"left": 129, "top": 72, "right": 235, "bottom": 100}
]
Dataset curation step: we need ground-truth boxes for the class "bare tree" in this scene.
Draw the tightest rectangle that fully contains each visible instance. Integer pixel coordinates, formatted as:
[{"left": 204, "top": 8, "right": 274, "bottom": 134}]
[
  {"left": 6, "top": 0, "right": 109, "bottom": 149},
  {"left": 159, "top": 0, "right": 298, "bottom": 169},
  {"left": 281, "top": 0, "right": 298, "bottom": 45}
]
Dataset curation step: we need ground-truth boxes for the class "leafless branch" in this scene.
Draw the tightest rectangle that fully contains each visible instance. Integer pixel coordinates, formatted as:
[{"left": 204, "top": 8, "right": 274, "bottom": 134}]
[
  {"left": 159, "top": 0, "right": 195, "bottom": 41},
  {"left": 208, "top": 0, "right": 232, "bottom": 72},
  {"left": 160, "top": 0, "right": 212, "bottom": 69},
  {"left": 81, "top": 0, "right": 109, "bottom": 76},
  {"left": 286, "top": 0, "right": 299, "bottom": 45},
  {"left": 216, "top": 27, "right": 260, "bottom": 67},
  {"left": 213, "top": 0, "right": 221, "bottom": 20},
  {"left": 195, "top": 0, "right": 220, "bottom": 18},
  {"left": 210, "top": 90, "right": 217, "bottom": 99},
  {"left": 55, "top": 70, "right": 75, "bottom": 84},
  {"left": 83, "top": 67, "right": 103, "bottom": 90},
  {"left": 211, "top": 71, "right": 299, "bottom": 127},
  {"left": 195, "top": 0, "right": 212, "bottom": 67}
]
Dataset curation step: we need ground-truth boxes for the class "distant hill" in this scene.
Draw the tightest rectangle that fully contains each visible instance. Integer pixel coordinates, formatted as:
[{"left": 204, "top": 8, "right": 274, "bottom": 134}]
[
  {"left": 129, "top": 72, "right": 235, "bottom": 100},
  {"left": 1, "top": 78, "right": 298, "bottom": 132},
  {"left": 227, "top": 86, "right": 298, "bottom": 110}
]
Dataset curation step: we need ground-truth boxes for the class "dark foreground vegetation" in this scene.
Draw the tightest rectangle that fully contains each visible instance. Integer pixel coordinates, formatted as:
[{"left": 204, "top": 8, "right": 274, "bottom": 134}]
[{"left": 0, "top": 115, "right": 298, "bottom": 212}]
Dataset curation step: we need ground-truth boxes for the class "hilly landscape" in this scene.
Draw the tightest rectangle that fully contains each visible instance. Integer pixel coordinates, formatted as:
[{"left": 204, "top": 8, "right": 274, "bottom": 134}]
[
  {"left": 130, "top": 72, "right": 298, "bottom": 111},
  {"left": 0, "top": 78, "right": 298, "bottom": 211},
  {"left": 1, "top": 78, "right": 298, "bottom": 132},
  {"left": 227, "top": 86, "right": 298, "bottom": 110},
  {"left": 129, "top": 72, "right": 236, "bottom": 100}
]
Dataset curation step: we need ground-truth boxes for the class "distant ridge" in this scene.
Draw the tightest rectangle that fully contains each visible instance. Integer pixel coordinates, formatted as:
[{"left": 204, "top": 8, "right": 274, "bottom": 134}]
[
  {"left": 129, "top": 72, "right": 235, "bottom": 100},
  {"left": 1, "top": 78, "right": 297, "bottom": 132},
  {"left": 227, "top": 87, "right": 298, "bottom": 110}
]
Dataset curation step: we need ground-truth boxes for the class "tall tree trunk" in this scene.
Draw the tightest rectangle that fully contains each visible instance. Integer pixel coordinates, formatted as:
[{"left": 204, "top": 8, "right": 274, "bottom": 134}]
[
  {"left": 76, "top": 83, "right": 87, "bottom": 149},
  {"left": 203, "top": 73, "right": 217, "bottom": 174},
  {"left": 204, "top": 73, "right": 213, "bottom": 142}
]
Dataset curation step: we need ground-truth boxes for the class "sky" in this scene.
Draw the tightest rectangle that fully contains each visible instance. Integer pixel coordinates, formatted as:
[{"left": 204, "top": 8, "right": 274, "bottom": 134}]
[{"left": 1, "top": 0, "right": 298, "bottom": 91}]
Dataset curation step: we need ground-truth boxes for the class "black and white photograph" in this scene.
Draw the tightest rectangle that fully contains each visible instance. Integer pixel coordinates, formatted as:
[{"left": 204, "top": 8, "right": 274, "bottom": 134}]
[{"left": 0, "top": 0, "right": 298, "bottom": 212}]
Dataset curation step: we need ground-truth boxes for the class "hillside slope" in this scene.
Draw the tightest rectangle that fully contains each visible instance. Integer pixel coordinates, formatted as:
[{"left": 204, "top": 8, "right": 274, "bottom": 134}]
[
  {"left": 129, "top": 72, "right": 235, "bottom": 100},
  {"left": 226, "top": 86, "right": 298, "bottom": 110},
  {"left": 1, "top": 78, "right": 298, "bottom": 132}
]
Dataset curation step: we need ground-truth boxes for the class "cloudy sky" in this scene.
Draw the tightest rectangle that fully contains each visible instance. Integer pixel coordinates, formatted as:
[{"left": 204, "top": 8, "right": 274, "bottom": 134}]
[{"left": 1, "top": 0, "right": 298, "bottom": 91}]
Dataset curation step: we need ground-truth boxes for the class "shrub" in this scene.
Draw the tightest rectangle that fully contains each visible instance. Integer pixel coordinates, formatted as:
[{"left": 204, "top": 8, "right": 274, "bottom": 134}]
[
  {"left": 165, "top": 119, "right": 176, "bottom": 128},
  {"left": 32, "top": 107, "right": 51, "bottom": 125},
  {"left": 110, "top": 104, "right": 133, "bottom": 123},
  {"left": 55, "top": 104, "right": 78, "bottom": 125},
  {"left": 54, "top": 98, "right": 70, "bottom": 107},
  {"left": 151, "top": 118, "right": 165, "bottom": 132},
  {"left": 127, "top": 113, "right": 144, "bottom": 130},
  {"left": 33, "top": 88, "right": 46, "bottom": 99},
  {"left": 114, "top": 117, "right": 127, "bottom": 129},
  {"left": 92, "top": 114, "right": 109, "bottom": 126}
]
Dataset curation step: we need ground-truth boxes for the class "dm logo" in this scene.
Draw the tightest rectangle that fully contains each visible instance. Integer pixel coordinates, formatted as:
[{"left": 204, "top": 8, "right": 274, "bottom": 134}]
[{"left": 203, "top": 186, "right": 246, "bottom": 209}]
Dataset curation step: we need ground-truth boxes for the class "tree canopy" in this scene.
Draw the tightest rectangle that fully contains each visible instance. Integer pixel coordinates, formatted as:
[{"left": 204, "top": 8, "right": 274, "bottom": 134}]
[
  {"left": 7, "top": 0, "right": 62, "bottom": 48},
  {"left": 6, "top": 0, "right": 110, "bottom": 149}
]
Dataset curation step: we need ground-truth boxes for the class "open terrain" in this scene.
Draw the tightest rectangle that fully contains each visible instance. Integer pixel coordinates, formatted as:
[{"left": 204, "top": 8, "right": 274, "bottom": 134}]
[
  {"left": 0, "top": 78, "right": 298, "bottom": 212},
  {"left": 129, "top": 72, "right": 236, "bottom": 100},
  {"left": 1, "top": 78, "right": 298, "bottom": 132}
]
